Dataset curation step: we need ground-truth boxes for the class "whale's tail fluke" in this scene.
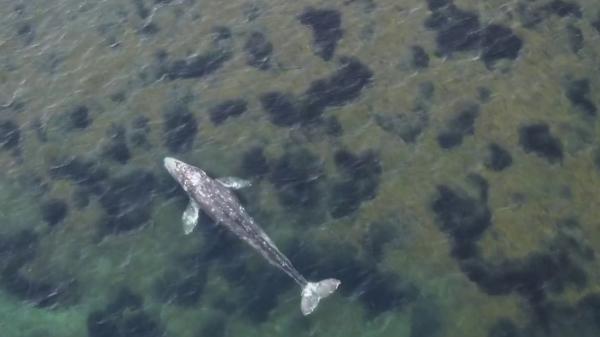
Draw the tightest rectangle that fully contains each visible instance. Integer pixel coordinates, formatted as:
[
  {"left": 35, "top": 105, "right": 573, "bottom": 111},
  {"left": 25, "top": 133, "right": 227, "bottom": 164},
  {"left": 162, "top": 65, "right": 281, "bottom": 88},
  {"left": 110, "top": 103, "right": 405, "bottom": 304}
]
[{"left": 300, "top": 278, "right": 340, "bottom": 315}]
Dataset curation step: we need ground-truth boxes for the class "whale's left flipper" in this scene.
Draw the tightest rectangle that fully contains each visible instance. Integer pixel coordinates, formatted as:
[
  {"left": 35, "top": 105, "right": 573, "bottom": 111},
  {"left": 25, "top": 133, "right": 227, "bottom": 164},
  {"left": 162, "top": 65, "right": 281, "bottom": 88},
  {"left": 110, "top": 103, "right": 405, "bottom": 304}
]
[
  {"left": 217, "top": 177, "right": 252, "bottom": 189},
  {"left": 182, "top": 198, "right": 200, "bottom": 234},
  {"left": 300, "top": 278, "right": 341, "bottom": 315}
]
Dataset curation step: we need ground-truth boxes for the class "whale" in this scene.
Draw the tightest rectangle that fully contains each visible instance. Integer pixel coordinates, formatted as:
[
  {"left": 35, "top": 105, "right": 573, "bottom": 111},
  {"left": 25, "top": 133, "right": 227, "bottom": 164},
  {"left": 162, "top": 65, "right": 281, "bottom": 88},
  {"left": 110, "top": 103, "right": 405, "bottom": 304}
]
[{"left": 164, "top": 157, "right": 340, "bottom": 315}]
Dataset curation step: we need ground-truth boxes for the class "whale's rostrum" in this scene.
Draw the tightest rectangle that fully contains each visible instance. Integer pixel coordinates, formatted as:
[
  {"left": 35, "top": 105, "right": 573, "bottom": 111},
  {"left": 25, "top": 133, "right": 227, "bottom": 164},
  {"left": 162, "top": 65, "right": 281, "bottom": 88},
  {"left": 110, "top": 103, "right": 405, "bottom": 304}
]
[{"left": 164, "top": 157, "right": 340, "bottom": 315}]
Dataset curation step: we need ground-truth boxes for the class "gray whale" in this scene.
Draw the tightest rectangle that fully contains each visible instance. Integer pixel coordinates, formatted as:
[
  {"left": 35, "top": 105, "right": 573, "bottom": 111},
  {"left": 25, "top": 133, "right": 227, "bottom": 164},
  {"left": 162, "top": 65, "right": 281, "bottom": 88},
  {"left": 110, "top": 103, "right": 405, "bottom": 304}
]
[{"left": 164, "top": 157, "right": 340, "bottom": 315}]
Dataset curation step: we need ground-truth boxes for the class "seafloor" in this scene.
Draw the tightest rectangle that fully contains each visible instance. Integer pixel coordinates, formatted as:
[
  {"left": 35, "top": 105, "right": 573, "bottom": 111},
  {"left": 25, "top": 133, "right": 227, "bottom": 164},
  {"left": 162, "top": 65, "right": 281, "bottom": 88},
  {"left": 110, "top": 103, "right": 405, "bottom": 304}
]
[{"left": 1, "top": 0, "right": 599, "bottom": 336}]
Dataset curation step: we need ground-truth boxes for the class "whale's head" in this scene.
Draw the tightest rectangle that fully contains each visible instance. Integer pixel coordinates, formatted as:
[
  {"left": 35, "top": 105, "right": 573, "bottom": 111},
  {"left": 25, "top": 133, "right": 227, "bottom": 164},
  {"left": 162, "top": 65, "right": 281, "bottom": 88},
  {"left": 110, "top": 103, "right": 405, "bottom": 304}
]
[
  {"left": 164, "top": 157, "right": 198, "bottom": 188},
  {"left": 164, "top": 157, "right": 184, "bottom": 177},
  {"left": 164, "top": 156, "right": 210, "bottom": 191}
]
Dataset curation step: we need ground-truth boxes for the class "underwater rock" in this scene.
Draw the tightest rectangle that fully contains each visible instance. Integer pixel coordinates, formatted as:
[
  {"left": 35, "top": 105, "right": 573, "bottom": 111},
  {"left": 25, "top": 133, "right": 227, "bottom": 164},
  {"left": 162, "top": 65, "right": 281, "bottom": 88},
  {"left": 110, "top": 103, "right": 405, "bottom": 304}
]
[
  {"left": 209, "top": 99, "right": 247, "bottom": 125},
  {"left": 485, "top": 143, "right": 513, "bottom": 171},
  {"left": 41, "top": 198, "right": 68, "bottom": 226},
  {"left": 260, "top": 91, "right": 303, "bottom": 127},
  {"left": 566, "top": 24, "right": 584, "bottom": 54},
  {"left": 565, "top": 78, "right": 597, "bottom": 117},
  {"left": 102, "top": 124, "right": 131, "bottom": 164},
  {"left": 298, "top": 8, "right": 343, "bottom": 61},
  {"left": 240, "top": 146, "right": 269, "bottom": 178},
  {"left": 481, "top": 24, "right": 523, "bottom": 68},
  {"left": 518, "top": 123, "right": 563, "bottom": 163},
  {"left": 163, "top": 104, "right": 198, "bottom": 153},
  {"left": 0, "top": 120, "right": 20, "bottom": 150},
  {"left": 166, "top": 50, "right": 232, "bottom": 80},
  {"left": 269, "top": 148, "right": 323, "bottom": 209},
  {"left": 437, "top": 103, "right": 479, "bottom": 149},
  {"left": 98, "top": 170, "right": 155, "bottom": 234},
  {"left": 244, "top": 31, "right": 273, "bottom": 70},
  {"left": 303, "top": 56, "right": 373, "bottom": 112},
  {"left": 69, "top": 105, "right": 92, "bottom": 129},
  {"left": 411, "top": 45, "right": 430, "bottom": 69}
]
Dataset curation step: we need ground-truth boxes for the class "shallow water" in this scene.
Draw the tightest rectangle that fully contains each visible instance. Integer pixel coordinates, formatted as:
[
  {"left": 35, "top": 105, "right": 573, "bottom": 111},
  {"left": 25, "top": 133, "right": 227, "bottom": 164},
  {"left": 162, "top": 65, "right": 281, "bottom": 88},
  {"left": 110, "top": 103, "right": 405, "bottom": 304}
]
[{"left": 1, "top": 0, "right": 599, "bottom": 336}]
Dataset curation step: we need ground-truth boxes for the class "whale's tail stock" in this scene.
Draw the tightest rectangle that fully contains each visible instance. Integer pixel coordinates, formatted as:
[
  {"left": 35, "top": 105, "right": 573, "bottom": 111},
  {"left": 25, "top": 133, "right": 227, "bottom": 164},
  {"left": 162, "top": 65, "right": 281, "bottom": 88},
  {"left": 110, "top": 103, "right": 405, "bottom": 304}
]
[{"left": 300, "top": 278, "right": 341, "bottom": 315}]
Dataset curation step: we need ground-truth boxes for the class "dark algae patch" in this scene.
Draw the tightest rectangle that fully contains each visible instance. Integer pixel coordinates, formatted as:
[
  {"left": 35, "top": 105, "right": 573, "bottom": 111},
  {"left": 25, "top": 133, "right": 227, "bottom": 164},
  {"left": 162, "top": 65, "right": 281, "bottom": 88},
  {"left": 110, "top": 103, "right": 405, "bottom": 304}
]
[
  {"left": 101, "top": 124, "right": 131, "bottom": 164},
  {"left": 329, "top": 149, "right": 381, "bottom": 218},
  {"left": 411, "top": 45, "right": 429, "bottom": 69},
  {"left": 165, "top": 50, "right": 232, "bottom": 80},
  {"left": 163, "top": 104, "right": 198, "bottom": 153},
  {"left": 290, "top": 241, "right": 418, "bottom": 317},
  {"left": 209, "top": 99, "right": 247, "bottom": 125},
  {"left": 269, "top": 148, "right": 323, "bottom": 209},
  {"left": 518, "top": 123, "right": 563, "bottom": 163},
  {"left": 87, "top": 288, "right": 164, "bottom": 337},
  {"left": 544, "top": 0, "right": 582, "bottom": 18},
  {"left": 485, "top": 143, "right": 513, "bottom": 171},
  {"left": 41, "top": 198, "right": 68, "bottom": 226},
  {"left": 260, "top": 92, "right": 303, "bottom": 127},
  {"left": 0, "top": 120, "right": 20, "bottom": 150},
  {"left": 0, "top": 230, "right": 79, "bottom": 308},
  {"left": 425, "top": 2, "right": 522, "bottom": 67},
  {"left": 244, "top": 32, "right": 273, "bottom": 70},
  {"left": 240, "top": 146, "right": 270, "bottom": 178},
  {"left": 481, "top": 25, "right": 523, "bottom": 68},
  {"left": 69, "top": 105, "right": 92, "bottom": 129},
  {"left": 566, "top": 24, "right": 584, "bottom": 54},
  {"left": 565, "top": 78, "right": 597, "bottom": 117},
  {"left": 260, "top": 57, "right": 372, "bottom": 127},
  {"left": 98, "top": 170, "right": 156, "bottom": 234},
  {"left": 298, "top": 8, "right": 343, "bottom": 61},
  {"left": 437, "top": 103, "right": 479, "bottom": 149},
  {"left": 303, "top": 56, "right": 373, "bottom": 112},
  {"left": 431, "top": 175, "right": 593, "bottom": 326}
]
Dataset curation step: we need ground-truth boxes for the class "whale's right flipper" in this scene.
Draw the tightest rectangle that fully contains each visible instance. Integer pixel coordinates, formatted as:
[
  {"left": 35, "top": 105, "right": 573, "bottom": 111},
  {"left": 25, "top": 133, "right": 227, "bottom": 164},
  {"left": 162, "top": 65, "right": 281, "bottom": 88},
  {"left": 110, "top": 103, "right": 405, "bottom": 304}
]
[
  {"left": 300, "top": 278, "right": 340, "bottom": 315},
  {"left": 217, "top": 177, "right": 252, "bottom": 189},
  {"left": 182, "top": 198, "right": 200, "bottom": 235}
]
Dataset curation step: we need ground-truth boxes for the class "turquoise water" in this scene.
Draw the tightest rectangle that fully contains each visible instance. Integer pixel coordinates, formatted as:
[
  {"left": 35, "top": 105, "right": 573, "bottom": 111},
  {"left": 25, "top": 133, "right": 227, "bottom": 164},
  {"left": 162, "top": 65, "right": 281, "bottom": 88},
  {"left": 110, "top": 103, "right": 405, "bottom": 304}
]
[{"left": 1, "top": 0, "right": 600, "bottom": 336}]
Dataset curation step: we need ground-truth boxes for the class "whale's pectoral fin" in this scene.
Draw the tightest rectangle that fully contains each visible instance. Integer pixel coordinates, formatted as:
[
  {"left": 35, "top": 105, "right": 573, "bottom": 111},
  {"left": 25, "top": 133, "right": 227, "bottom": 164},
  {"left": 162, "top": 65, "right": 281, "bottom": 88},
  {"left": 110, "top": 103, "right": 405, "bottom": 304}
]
[
  {"left": 182, "top": 198, "right": 200, "bottom": 235},
  {"left": 217, "top": 177, "right": 252, "bottom": 190}
]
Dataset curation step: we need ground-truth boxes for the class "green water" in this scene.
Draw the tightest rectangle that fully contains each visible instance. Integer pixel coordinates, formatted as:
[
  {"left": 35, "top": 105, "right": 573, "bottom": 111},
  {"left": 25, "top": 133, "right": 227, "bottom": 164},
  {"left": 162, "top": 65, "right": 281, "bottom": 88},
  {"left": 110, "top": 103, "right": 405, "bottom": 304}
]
[{"left": 1, "top": 0, "right": 599, "bottom": 336}]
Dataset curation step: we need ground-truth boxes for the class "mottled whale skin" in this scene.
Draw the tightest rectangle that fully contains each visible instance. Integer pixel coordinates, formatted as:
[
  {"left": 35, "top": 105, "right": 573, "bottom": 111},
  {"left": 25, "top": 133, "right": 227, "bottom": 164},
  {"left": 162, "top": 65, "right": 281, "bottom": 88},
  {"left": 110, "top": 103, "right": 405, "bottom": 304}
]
[{"left": 164, "top": 157, "right": 340, "bottom": 315}]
